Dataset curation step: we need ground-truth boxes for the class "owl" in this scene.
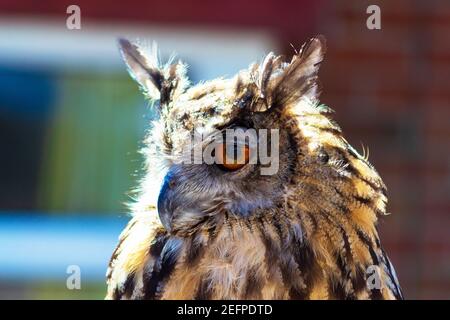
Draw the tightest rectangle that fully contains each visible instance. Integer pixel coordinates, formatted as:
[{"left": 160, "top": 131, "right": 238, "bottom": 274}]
[{"left": 105, "top": 36, "right": 403, "bottom": 300}]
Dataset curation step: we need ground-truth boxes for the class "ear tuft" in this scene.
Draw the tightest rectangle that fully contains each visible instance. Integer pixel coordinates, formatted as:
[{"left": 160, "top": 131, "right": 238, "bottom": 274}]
[
  {"left": 269, "top": 35, "right": 327, "bottom": 108},
  {"left": 298, "top": 35, "right": 327, "bottom": 68},
  {"left": 118, "top": 38, "right": 164, "bottom": 100},
  {"left": 118, "top": 38, "right": 189, "bottom": 106}
]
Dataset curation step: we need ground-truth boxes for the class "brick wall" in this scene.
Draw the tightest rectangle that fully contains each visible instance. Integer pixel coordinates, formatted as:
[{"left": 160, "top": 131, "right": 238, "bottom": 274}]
[{"left": 312, "top": 0, "right": 450, "bottom": 299}]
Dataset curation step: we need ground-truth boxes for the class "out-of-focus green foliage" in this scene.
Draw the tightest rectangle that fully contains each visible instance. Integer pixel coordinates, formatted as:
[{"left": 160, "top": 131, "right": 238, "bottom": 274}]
[
  {"left": 37, "top": 72, "right": 151, "bottom": 213},
  {"left": 32, "top": 281, "right": 107, "bottom": 300}
]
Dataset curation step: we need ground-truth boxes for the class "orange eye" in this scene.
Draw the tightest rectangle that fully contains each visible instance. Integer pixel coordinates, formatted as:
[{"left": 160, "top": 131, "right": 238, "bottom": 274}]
[{"left": 215, "top": 143, "right": 250, "bottom": 171}]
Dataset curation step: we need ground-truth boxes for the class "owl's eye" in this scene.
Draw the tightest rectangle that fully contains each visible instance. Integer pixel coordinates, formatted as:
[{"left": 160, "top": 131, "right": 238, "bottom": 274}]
[
  {"left": 215, "top": 143, "right": 250, "bottom": 171},
  {"left": 318, "top": 150, "right": 329, "bottom": 164}
]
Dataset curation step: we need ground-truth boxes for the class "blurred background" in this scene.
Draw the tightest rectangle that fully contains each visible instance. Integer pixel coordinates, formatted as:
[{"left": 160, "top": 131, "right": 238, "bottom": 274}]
[{"left": 0, "top": 0, "right": 448, "bottom": 299}]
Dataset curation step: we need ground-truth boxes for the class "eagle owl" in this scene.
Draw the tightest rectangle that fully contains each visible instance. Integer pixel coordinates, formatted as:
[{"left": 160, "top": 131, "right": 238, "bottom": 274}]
[{"left": 106, "top": 36, "right": 403, "bottom": 300}]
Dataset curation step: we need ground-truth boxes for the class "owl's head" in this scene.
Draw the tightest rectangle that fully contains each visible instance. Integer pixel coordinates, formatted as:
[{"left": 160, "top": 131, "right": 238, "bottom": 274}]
[{"left": 119, "top": 36, "right": 386, "bottom": 236}]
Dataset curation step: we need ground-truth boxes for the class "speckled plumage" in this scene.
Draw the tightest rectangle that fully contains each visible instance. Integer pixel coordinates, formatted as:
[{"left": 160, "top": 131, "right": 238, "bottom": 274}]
[{"left": 105, "top": 36, "right": 403, "bottom": 300}]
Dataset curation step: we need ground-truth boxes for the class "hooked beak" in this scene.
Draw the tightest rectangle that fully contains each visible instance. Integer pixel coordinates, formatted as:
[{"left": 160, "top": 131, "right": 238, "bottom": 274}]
[
  {"left": 157, "top": 172, "right": 175, "bottom": 232},
  {"left": 157, "top": 169, "right": 211, "bottom": 233}
]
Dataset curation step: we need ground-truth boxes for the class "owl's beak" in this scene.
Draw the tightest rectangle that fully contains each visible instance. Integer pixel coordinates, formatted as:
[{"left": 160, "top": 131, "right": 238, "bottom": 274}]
[
  {"left": 157, "top": 172, "right": 175, "bottom": 232},
  {"left": 158, "top": 169, "right": 208, "bottom": 233}
]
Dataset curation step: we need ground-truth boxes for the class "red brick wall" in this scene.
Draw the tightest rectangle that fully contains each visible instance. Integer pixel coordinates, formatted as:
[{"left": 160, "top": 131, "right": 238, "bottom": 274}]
[{"left": 313, "top": 0, "right": 450, "bottom": 299}]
